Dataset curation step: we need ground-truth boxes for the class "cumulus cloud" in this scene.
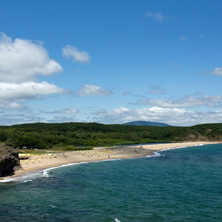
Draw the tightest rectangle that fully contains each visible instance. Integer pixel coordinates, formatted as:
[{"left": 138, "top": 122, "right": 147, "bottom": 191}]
[
  {"left": 137, "top": 95, "right": 222, "bottom": 108},
  {"left": 78, "top": 84, "right": 111, "bottom": 97},
  {"left": 146, "top": 12, "right": 165, "bottom": 21},
  {"left": 0, "top": 81, "right": 64, "bottom": 103},
  {"left": 62, "top": 45, "right": 90, "bottom": 63},
  {"left": 0, "top": 33, "right": 63, "bottom": 82},
  {"left": 211, "top": 67, "right": 222, "bottom": 76},
  {"left": 91, "top": 107, "right": 132, "bottom": 124},
  {"left": 91, "top": 106, "right": 222, "bottom": 126},
  {"left": 98, "top": 107, "right": 130, "bottom": 116},
  {"left": 0, "top": 102, "right": 27, "bottom": 111}
]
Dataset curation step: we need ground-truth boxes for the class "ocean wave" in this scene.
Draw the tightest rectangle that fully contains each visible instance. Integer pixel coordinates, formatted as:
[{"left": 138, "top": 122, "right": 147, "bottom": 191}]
[
  {"left": 0, "top": 160, "right": 120, "bottom": 184},
  {"left": 146, "top": 146, "right": 193, "bottom": 158},
  {"left": 0, "top": 171, "right": 44, "bottom": 183},
  {"left": 161, "top": 144, "right": 205, "bottom": 152},
  {"left": 147, "top": 151, "right": 162, "bottom": 158},
  {"left": 146, "top": 144, "right": 207, "bottom": 158}
]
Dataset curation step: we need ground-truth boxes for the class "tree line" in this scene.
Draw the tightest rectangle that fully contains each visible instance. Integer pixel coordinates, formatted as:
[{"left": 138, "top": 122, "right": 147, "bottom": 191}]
[{"left": 0, "top": 122, "right": 221, "bottom": 149}]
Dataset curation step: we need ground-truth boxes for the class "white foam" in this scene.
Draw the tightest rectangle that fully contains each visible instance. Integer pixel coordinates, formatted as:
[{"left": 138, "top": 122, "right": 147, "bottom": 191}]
[
  {"left": 195, "top": 144, "right": 204, "bottom": 146},
  {"left": 161, "top": 144, "right": 206, "bottom": 152},
  {"left": 146, "top": 143, "right": 208, "bottom": 158},
  {"left": 114, "top": 219, "right": 121, "bottom": 222},
  {"left": 0, "top": 171, "right": 43, "bottom": 183},
  {"left": 0, "top": 160, "right": 106, "bottom": 183},
  {"left": 146, "top": 144, "right": 204, "bottom": 158},
  {"left": 147, "top": 151, "right": 162, "bottom": 158},
  {"left": 24, "top": 179, "right": 32, "bottom": 183},
  {"left": 42, "top": 170, "right": 49, "bottom": 178}
]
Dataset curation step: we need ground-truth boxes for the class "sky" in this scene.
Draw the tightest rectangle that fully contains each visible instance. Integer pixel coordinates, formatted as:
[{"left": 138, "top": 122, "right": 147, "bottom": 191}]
[{"left": 0, "top": 0, "right": 222, "bottom": 126}]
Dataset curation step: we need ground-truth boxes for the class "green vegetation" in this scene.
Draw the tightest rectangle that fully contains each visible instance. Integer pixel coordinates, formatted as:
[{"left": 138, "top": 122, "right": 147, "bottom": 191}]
[{"left": 0, "top": 122, "right": 222, "bottom": 149}]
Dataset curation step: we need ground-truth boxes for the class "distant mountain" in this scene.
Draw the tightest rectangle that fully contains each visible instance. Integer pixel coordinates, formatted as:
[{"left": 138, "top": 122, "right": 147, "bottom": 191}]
[{"left": 123, "top": 121, "right": 170, "bottom": 127}]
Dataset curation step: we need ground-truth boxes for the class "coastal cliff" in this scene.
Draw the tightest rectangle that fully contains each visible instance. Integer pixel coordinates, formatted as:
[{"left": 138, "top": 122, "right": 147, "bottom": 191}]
[{"left": 0, "top": 144, "right": 20, "bottom": 176}]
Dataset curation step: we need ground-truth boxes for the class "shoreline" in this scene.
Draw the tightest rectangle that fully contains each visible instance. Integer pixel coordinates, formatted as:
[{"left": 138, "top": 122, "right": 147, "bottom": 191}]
[{"left": 1, "top": 141, "right": 221, "bottom": 181}]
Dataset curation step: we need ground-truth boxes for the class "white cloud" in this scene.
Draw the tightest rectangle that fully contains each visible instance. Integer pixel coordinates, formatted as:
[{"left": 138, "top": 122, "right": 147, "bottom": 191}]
[
  {"left": 91, "top": 106, "right": 222, "bottom": 126},
  {"left": 47, "top": 115, "right": 79, "bottom": 123},
  {"left": 78, "top": 84, "right": 111, "bottom": 96},
  {"left": 43, "top": 108, "right": 79, "bottom": 114},
  {"left": 101, "top": 107, "right": 130, "bottom": 116},
  {"left": 146, "top": 12, "right": 165, "bottom": 21},
  {"left": 0, "top": 102, "right": 27, "bottom": 111},
  {"left": 62, "top": 45, "right": 90, "bottom": 63},
  {"left": 0, "top": 113, "right": 44, "bottom": 126},
  {"left": 0, "top": 33, "right": 62, "bottom": 82},
  {"left": 58, "top": 108, "right": 79, "bottom": 114},
  {"left": 91, "top": 107, "right": 132, "bottom": 124},
  {"left": 138, "top": 95, "right": 222, "bottom": 108},
  {"left": 0, "top": 81, "right": 64, "bottom": 103},
  {"left": 211, "top": 67, "right": 222, "bottom": 76},
  {"left": 180, "top": 36, "right": 187, "bottom": 41}
]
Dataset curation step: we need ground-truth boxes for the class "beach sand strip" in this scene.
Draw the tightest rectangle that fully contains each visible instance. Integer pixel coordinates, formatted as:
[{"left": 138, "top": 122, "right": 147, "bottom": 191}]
[{"left": 1, "top": 141, "right": 220, "bottom": 179}]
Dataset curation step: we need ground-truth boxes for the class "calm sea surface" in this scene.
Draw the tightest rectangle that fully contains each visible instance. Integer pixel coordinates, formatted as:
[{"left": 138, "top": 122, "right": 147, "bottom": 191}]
[{"left": 0, "top": 144, "right": 222, "bottom": 222}]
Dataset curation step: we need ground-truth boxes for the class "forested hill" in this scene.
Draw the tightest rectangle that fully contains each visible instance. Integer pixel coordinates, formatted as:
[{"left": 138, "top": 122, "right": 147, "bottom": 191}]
[{"left": 0, "top": 122, "right": 222, "bottom": 149}]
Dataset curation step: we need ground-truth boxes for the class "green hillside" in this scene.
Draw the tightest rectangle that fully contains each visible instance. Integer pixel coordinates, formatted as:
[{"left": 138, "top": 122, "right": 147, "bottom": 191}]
[{"left": 0, "top": 122, "right": 222, "bottom": 149}]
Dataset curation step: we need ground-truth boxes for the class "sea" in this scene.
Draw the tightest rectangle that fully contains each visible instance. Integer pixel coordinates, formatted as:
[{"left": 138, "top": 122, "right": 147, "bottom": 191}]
[{"left": 0, "top": 143, "right": 222, "bottom": 222}]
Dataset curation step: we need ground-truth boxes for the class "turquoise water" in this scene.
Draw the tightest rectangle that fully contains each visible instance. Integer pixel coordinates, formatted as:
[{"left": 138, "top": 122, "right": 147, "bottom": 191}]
[{"left": 1, "top": 144, "right": 222, "bottom": 222}]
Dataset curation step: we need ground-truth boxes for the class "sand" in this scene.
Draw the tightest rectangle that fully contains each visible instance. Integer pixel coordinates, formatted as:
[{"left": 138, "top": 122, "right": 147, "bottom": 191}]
[
  {"left": 141, "top": 141, "right": 221, "bottom": 151},
  {"left": 1, "top": 141, "right": 221, "bottom": 180}
]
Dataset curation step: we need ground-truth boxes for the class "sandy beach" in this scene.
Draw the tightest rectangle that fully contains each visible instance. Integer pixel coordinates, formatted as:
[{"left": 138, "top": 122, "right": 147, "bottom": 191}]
[{"left": 1, "top": 141, "right": 220, "bottom": 180}]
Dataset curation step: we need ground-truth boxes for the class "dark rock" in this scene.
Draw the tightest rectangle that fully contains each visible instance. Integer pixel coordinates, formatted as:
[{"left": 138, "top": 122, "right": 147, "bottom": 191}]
[{"left": 0, "top": 144, "right": 21, "bottom": 176}]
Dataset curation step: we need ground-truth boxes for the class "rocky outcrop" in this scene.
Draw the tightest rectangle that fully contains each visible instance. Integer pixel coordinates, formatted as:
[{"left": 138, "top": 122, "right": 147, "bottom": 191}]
[{"left": 0, "top": 144, "right": 21, "bottom": 176}]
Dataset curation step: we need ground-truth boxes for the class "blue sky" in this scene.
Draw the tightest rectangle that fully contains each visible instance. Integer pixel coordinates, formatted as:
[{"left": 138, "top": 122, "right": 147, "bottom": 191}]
[{"left": 0, "top": 0, "right": 222, "bottom": 126}]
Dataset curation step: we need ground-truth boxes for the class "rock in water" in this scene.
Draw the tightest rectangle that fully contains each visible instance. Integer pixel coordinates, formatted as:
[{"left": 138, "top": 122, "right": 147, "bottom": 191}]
[{"left": 0, "top": 144, "right": 21, "bottom": 176}]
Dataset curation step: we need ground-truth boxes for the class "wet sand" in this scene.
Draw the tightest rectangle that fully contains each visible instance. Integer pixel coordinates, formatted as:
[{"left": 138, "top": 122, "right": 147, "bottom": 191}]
[{"left": 1, "top": 141, "right": 220, "bottom": 179}]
